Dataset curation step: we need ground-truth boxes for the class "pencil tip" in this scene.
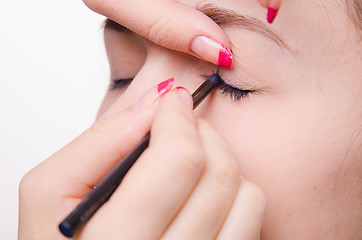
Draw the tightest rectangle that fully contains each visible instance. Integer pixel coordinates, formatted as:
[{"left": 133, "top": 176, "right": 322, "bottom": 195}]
[
  {"left": 59, "top": 223, "right": 74, "bottom": 238},
  {"left": 207, "top": 73, "right": 221, "bottom": 85}
]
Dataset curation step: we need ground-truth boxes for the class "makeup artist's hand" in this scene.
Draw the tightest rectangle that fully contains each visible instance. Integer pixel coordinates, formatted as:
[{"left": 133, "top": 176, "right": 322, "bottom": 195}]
[
  {"left": 83, "top": 0, "right": 281, "bottom": 68},
  {"left": 19, "top": 83, "right": 266, "bottom": 239}
]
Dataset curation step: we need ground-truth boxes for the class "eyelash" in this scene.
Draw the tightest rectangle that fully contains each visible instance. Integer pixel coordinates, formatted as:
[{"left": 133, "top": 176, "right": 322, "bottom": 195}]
[
  {"left": 110, "top": 73, "right": 255, "bottom": 101},
  {"left": 215, "top": 73, "right": 255, "bottom": 101},
  {"left": 110, "top": 78, "right": 133, "bottom": 90}
]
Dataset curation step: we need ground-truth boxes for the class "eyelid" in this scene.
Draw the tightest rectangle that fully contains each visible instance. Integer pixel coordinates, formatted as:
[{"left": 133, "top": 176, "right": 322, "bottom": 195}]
[
  {"left": 198, "top": 69, "right": 255, "bottom": 101},
  {"left": 217, "top": 70, "right": 257, "bottom": 91},
  {"left": 218, "top": 80, "right": 255, "bottom": 101},
  {"left": 110, "top": 78, "right": 133, "bottom": 90}
]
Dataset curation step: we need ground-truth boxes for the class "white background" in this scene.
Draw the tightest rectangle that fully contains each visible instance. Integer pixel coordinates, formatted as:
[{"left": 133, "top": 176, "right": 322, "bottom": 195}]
[{"left": 0, "top": 0, "right": 107, "bottom": 238}]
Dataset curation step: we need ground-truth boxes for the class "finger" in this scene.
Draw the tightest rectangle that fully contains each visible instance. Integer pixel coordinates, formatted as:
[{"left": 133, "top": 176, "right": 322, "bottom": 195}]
[
  {"left": 21, "top": 79, "right": 171, "bottom": 205},
  {"left": 257, "top": 0, "right": 282, "bottom": 8},
  {"left": 19, "top": 79, "right": 175, "bottom": 239},
  {"left": 216, "top": 181, "right": 266, "bottom": 240},
  {"left": 161, "top": 119, "right": 241, "bottom": 239},
  {"left": 101, "top": 77, "right": 175, "bottom": 118},
  {"left": 82, "top": 89, "right": 203, "bottom": 240},
  {"left": 257, "top": 0, "right": 282, "bottom": 23},
  {"left": 83, "top": 0, "right": 233, "bottom": 68}
]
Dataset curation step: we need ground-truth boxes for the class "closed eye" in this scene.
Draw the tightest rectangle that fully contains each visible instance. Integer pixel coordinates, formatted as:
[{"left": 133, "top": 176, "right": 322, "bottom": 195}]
[
  {"left": 218, "top": 80, "right": 255, "bottom": 101},
  {"left": 110, "top": 78, "right": 133, "bottom": 90},
  {"left": 111, "top": 74, "right": 255, "bottom": 101},
  {"left": 205, "top": 72, "right": 255, "bottom": 101}
]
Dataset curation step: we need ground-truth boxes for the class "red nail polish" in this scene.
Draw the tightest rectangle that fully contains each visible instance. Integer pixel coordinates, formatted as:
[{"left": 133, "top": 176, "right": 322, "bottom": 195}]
[
  {"left": 158, "top": 77, "right": 174, "bottom": 95},
  {"left": 218, "top": 45, "right": 232, "bottom": 68},
  {"left": 176, "top": 86, "right": 186, "bottom": 90},
  {"left": 267, "top": 8, "right": 279, "bottom": 24}
]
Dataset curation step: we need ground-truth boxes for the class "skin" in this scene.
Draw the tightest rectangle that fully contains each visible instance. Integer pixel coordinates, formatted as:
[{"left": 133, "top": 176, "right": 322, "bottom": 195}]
[
  {"left": 19, "top": 0, "right": 361, "bottom": 239},
  {"left": 82, "top": 0, "right": 282, "bottom": 66}
]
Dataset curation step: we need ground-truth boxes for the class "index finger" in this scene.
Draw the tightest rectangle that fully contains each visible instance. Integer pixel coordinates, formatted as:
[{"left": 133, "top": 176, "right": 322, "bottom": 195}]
[
  {"left": 81, "top": 90, "right": 202, "bottom": 239},
  {"left": 83, "top": 0, "right": 233, "bottom": 68}
]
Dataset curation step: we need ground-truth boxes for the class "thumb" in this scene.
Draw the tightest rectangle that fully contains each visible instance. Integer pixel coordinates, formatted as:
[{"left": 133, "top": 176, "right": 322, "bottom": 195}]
[
  {"left": 20, "top": 78, "right": 173, "bottom": 213},
  {"left": 18, "top": 78, "right": 174, "bottom": 238},
  {"left": 83, "top": 0, "right": 233, "bottom": 68}
]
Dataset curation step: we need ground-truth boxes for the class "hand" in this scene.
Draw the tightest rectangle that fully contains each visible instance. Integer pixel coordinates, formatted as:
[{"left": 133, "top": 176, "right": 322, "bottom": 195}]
[
  {"left": 19, "top": 82, "right": 266, "bottom": 239},
  {"left": 83, "top": 0, "right": 282, "bottom": 68}
]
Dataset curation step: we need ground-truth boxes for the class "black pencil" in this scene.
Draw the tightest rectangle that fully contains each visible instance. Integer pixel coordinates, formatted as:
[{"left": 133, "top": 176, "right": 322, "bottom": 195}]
[{"left": 59, "top": 74, "right": 221, "bottom": 238}]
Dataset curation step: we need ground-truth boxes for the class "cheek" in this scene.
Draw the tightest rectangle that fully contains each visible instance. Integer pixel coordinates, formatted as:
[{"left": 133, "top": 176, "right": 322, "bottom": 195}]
[
  {"left": 196, "top": 92, "right": 361, "bottom": 237},
  {"left": 197, "top": 92, "right": 356, "bottom": 182}
]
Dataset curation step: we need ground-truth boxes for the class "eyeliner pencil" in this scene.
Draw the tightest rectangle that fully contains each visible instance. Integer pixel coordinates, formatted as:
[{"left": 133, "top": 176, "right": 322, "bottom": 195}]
[{"left": 59, "top": 74, "right": 221, "bottom": 238}]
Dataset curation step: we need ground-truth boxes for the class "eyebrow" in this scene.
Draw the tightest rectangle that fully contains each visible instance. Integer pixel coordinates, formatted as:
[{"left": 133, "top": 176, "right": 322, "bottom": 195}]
[
  {"left": 198, "top": 4, "right": 292, "bottom": 52},
  {"left": 104, "top": 3, "right": 292, "bottom": 52}
]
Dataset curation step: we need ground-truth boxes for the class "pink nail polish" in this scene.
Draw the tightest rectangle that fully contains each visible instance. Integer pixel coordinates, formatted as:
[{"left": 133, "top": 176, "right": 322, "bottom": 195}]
[
  {"left": 267, "top": 8, "right": 279, "bottom": 24},
  {"left": 191, "top": 36, "right": 233, "bottom": 68},
  {"left": 218, "top": 45, "right": 232, "bottom": 68},
  {"left": 157, "top": 78, "right": 174, "bottom": 95},
  {"left": 176, "top": 86, "right": 186, "bottom": 90}
]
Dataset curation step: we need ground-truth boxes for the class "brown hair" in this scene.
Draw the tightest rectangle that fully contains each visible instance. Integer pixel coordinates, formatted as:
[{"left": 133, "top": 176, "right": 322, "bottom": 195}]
[{"left": 347, "top": 0, "right": 362, "bottom": 33}]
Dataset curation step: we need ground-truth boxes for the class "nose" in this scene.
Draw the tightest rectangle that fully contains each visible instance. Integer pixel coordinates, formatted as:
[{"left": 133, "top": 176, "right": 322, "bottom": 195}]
[{"left": 109, "top": 44, "right": 207, "bottom": 112}]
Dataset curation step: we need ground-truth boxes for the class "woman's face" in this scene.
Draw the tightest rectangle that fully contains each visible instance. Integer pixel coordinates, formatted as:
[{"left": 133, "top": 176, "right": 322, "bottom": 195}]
[{"left": 97, "top": 0, "right": 361, "bottom": 239}]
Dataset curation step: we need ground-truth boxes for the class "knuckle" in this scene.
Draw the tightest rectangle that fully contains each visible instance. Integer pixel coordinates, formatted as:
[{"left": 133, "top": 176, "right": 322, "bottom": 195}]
[
  {"left": 168, "top": 106, "right": 195, "bottom": 126},
  {"left": 82, "top": 0, "right": 125, "bottom": 16},
  {"left": 212, "top": 159, "right": 241, "bottom": 190},
  {"left": 174, "top": 147, "right": 205, "bottom": 176},
  {"left": 19, "top": 169, "right": 43, "bottom": 198},
  {"left": 87, "top": 123, "right": 111, "bottom": 142},
  {"left": 82, "top": 0, "right": 103, "bottom": 12},
  {"left": 178, "top": 137, "right": 204, "bottom": 160},
  {"left": 241, "top": 180, "right": 267, "bottom": 212},
  {"left": 146, "top": 16, "right": 173, "bottom": 46},
  {"left": 19, "top": 172, "right": 32, "bottom": 196},
  {"left": 89, "top": 108, "right": 134, "bottom": 136},
  {"left": 155, "top": 137, "right": 205, "bottom": 177},
  {"left": 258, "top": 0, "right": 269, "bottom": 8},
  {"left": 176, "top": 139, "right": 205, "bottom": 172}
]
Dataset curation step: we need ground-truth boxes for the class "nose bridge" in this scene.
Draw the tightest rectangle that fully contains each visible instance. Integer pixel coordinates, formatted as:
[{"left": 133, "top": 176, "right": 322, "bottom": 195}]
[{"left": 121, "top": 45, "right": 201, "bottom": 107}]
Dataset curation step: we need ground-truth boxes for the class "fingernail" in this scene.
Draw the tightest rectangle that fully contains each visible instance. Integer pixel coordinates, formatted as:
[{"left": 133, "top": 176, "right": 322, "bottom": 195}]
[
  {"left": 267, "top": 8, "right": 279, "bottom": 23},
  {"left": 176, "top": 86, "right": 186, "bottom": 90},
  {"left": 133, "top": 78, "right": 174, "bottom": 111},
  {"left": 191, "top": 36, "right": 232, "bottom": 68},
  {"left": 176, "top": 86, "right": 193, "bottom": 108},
  {"left": 158, "top": 77, "right": 174, "bottom": 95}
]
